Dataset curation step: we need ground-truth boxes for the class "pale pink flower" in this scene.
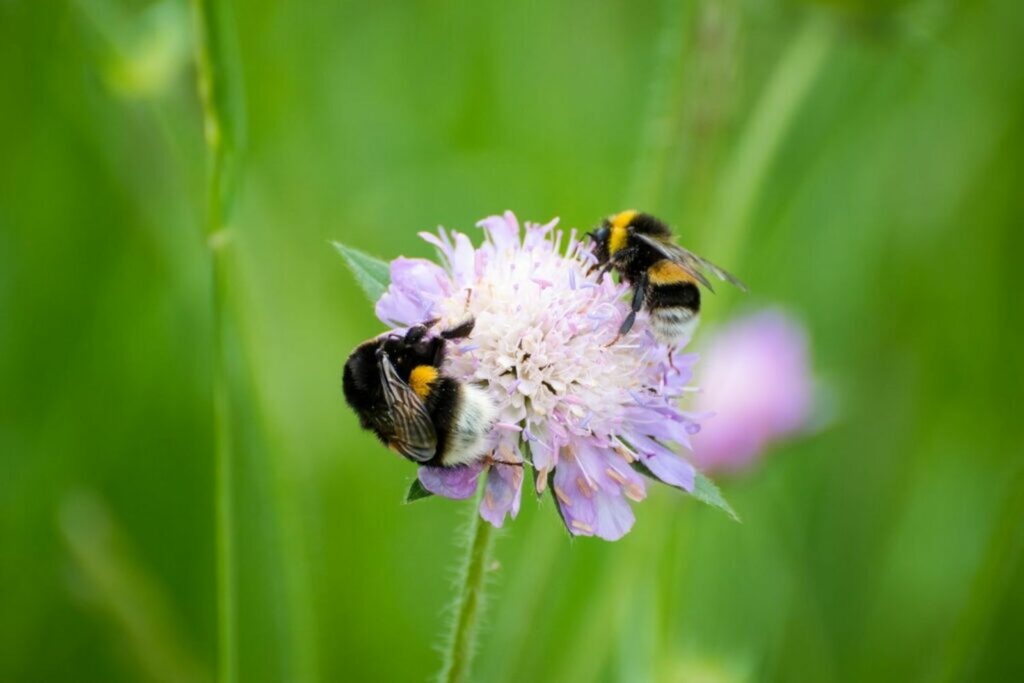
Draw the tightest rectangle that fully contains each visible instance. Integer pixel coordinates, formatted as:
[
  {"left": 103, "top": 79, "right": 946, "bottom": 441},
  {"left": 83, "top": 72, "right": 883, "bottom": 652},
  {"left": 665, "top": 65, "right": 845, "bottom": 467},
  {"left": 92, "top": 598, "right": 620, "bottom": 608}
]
[
  {"left": 375, "top": 212, "right": 703, "bottom": 540},
  {"left": 691, "top": 310, "right": 813, "bottom": 474}
]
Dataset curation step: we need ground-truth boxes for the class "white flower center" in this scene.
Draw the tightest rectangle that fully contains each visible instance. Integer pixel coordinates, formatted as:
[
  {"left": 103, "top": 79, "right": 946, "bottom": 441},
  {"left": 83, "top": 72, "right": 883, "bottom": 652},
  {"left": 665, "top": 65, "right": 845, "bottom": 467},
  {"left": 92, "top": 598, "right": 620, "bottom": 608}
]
[{"left": 435, "top": 237, "right": 667, "bottom": 434}]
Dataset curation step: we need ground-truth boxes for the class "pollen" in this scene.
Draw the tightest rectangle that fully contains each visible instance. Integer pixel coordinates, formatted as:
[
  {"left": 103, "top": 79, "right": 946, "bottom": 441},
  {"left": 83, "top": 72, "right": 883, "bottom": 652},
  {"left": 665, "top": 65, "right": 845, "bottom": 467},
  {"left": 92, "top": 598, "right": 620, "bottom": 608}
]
[
  {"left": 624, "top": 483, "right": 645, "bottom": 502},
  {"left": 554, "top": 485, "right": 572, "bottom": 507},
  {"left": 576, "top": 477, "right": 593, "bottom": 499},
  {"left": 408, "top": 365, "right": 439, "bottom": 400},
  {"left": 605, "top": 468, "right": 626, "bottom": 485},
  {"left": 571, "top": 520, "right": 594, "bottom": 533},
  {"left": 536, "top": 466, "right": 550, "bottom": 494},
  {"left": 615, "top": 446, "right": 636, "bottom": 463}
]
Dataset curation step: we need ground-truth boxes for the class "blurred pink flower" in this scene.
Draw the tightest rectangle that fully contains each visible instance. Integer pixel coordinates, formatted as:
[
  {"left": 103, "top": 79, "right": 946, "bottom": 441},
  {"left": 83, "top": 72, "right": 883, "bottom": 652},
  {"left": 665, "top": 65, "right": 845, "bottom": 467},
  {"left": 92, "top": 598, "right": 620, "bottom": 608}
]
[{"left": 691, "top": 310, "right": 813, "bottom": 474}]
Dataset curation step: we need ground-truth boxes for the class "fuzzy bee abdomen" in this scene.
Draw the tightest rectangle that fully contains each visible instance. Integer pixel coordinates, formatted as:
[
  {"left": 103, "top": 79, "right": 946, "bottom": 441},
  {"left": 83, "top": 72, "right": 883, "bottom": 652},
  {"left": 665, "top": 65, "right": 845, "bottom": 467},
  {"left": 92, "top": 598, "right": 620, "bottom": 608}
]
[
  {"left": 646, "top": 262, "right": 701, "bottom": 344},
  {"left": 435, "top": 383, "right": 497, "bottom": 467},
  {"left": 418, "top": 377, "right": 496, "bottom": 467}
]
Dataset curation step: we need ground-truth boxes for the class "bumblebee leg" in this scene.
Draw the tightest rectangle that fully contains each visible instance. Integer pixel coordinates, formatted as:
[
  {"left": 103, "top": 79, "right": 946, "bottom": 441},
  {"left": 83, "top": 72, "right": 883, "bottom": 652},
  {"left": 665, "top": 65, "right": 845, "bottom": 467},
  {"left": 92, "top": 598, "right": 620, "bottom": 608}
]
[
  {"left": 441, "top": 318, "right": 476, "bottom": 340},
  {"left": 612, "top": 247, "right": 638, "bottom": 268},
  {"left": 427, "top": 337, "right": 446, "bottom": 367},
  {"left": 606, "top": 275, "right": 647, "bottom": 346},
  {"left": 596, "top": 247, "right": 638, "bottom": 281},
  {"left": 404, "top": 324, "right": 429, "bottom": 345},
  {"left": 488, "top": 458, "right": 524, "bottom": 468}
]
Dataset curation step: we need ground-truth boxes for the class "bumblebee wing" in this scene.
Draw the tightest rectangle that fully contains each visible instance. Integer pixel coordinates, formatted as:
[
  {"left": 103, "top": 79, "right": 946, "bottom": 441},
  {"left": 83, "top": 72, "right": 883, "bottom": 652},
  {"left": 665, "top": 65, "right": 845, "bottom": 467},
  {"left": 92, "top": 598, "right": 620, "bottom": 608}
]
[
  {"left": 632, "top": 233, "right": 715, "bottom": 291},
  {"left": 685, "top": 249, "right": 748, "bottom": 292},
  {"left": 378, "top": 353, "right": 437, "bottom": 462},
  {"left": 633, "top": 233, "right": 747, "bottom": 292}
]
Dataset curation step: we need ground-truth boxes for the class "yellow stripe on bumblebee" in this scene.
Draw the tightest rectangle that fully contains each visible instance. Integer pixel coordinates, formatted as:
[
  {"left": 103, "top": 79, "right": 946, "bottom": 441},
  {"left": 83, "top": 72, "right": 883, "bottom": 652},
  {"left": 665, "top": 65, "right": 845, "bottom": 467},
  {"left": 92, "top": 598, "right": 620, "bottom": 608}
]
[
  {"left": 607, "top": 209, "right": 638, "bottom": 256},
  {"left": 647, "top": 259, "right": 697, "bottom": 286}
]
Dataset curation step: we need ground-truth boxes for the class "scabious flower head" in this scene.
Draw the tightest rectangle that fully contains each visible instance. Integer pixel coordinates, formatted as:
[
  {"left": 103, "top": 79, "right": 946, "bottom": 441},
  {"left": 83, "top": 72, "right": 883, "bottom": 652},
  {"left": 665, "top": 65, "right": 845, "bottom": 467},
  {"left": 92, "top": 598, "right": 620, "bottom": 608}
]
[
  {"left": 375, "top": 211, "right": 704, "bottom": 541},
  {"left": 690, "top": 309, "right": 813, "bottom": 474}
]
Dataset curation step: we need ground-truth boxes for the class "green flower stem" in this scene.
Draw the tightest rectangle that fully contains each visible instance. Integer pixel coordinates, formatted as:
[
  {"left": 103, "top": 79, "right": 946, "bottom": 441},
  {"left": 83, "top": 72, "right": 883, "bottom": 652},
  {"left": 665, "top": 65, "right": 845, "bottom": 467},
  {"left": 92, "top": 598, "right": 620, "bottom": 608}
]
[
  {"left": 193, "top": 5, "right": 318, "bottom": 682},
  {"left": 439, "top": 501, "right": 495, "bottom": 683},
  {"left": 191, "top": 1, "right": 241, "bottom": 682}
]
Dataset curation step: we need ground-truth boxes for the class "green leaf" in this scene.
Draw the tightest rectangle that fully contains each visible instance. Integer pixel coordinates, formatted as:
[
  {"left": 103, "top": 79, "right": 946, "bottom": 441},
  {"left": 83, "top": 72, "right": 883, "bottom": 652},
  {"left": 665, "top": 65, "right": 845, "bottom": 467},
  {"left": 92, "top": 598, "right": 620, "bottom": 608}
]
[
  {"left": 404, "top": 478, "right": 435, "bottom": 504},
  {"left": 630, "top": 461, "right": 740, "bottom": 522},
  {"left": 691, "top": 472, "right": 741, "bottom": 522},
  {"left": 332, "top": 242, "right": 391, "bottom": 302}
]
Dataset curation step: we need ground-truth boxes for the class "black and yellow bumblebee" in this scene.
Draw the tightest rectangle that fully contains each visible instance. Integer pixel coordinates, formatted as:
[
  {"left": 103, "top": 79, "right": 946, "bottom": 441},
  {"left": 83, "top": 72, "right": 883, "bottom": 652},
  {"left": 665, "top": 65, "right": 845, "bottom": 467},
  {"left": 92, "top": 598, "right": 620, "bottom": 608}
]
[
  {"left": 590, "top": 210, "right": 746, "bottom": 345},
  {"left": 342, "top": 318, "right": 497, "bottom": 467}
]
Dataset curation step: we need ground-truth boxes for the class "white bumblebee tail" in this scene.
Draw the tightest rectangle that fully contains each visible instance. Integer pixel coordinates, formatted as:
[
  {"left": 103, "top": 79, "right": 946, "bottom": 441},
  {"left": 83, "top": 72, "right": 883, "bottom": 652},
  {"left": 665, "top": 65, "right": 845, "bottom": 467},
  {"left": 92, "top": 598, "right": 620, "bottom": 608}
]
[{"left": 440, "top": 383, "right": 498, "bottom": 467}]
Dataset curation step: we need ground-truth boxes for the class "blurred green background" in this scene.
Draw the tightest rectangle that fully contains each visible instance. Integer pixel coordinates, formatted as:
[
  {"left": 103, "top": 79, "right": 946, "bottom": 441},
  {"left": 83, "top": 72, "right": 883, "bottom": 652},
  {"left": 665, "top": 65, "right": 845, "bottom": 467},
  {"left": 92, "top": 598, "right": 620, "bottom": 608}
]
[{"left": 3, "top": 0, "right": 1023, "bottom": 681}]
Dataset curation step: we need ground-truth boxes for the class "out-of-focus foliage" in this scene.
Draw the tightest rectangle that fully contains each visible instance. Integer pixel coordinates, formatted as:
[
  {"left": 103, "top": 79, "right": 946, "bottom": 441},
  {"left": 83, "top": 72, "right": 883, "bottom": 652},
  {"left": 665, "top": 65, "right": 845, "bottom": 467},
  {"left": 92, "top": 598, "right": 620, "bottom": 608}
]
[{"left": 2, "top": 0, "right": 1022, "bottom": 681}]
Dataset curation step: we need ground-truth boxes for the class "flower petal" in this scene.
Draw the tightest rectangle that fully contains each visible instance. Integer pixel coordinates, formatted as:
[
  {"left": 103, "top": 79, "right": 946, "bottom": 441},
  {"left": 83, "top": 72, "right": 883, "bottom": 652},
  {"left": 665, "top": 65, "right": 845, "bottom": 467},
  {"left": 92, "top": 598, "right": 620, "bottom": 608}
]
[
  {"left": 375, "top": 257, "right": 451, "bottom": 326},
  {"left": 479, "top": 463, "right": 524, "bottom": 527},
  {"left": 552, "top": 452, "right": 597, "bottom": 536},
  {"left": 590, "top": 490, "right": 636, "bottom": 541},
  {"left": 450, "top": 232, "right": 477, "bottom": 285},
  {"left": 692, "top": 309, "right": 813, "bottom": 473},
  {"left": 417, "top": 464, "right": 483, "bottom": 500},
  {"left": 477, "top": 211, "right": 520, "bottom": 251},
  {"left": 645, "top": 451, "right": 695, "bottom": 491}
]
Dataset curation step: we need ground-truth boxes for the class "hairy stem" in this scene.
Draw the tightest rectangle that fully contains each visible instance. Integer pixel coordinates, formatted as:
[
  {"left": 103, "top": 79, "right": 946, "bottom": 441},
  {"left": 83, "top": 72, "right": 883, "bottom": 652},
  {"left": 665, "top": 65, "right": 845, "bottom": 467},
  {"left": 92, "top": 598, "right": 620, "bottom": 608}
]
[{"left": 439, "top": 505, "right": 495, "bottom": 683}]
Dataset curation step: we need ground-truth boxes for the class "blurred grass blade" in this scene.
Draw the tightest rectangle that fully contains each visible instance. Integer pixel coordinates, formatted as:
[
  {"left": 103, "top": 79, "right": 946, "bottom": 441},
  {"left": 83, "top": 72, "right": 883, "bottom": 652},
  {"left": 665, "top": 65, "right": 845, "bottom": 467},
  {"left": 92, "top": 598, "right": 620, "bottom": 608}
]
[
  {"left": 59, "top": 492, "right": 210, "bottom": 683},
  {"left": 707, "top": 12, "right": 833, "bottom": 263},
  {"left": 191, "top": 0, "right": 245, "bottom": 227},
  {"left": 936, "top": 467, "right": 1024, "bottom": 682},
  {"left": 191, "top": 1, "right": 244, "bottom": 682},
  {"left": 624, "top": 0, "right": 690, "bottom": 208},
  {"left": 333, "top": 242, "right": 391, "bottom": 302}
]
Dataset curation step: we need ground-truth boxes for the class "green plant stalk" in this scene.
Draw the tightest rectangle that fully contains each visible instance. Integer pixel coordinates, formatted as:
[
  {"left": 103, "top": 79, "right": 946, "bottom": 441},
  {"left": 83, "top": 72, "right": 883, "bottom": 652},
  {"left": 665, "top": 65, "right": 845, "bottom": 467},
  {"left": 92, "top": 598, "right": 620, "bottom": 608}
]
[
  {"left": 193, "top": 4, "right": 319, "bottom": 682},
  {"left": 191, "top": 1, "right": 239, "bottom": 682},
  {"left": 936, "top": 467, "right": 1024, "bottom": 683},
  {"left": 706, "top": 13, "right": 833, "bottom": 264},
  {"left": 649, "top": 14, "right": 836, "bottom": 678},
  {"left": 540, "top": 10, "right": 837, "bottom": 682},
  {"left": 210, "top": 253, "right": 236, "bottom": 683},
  {"left": 489, "top": 512, "right": 560, "bottom": 683},
  {"left": 60, "top": 492, "right": 212, "bottom": 683},
  {"left": 624, "top": 0, "right": 690, "bottom": 210},
  {"left": 652, "top": 12, "right": 835, "bottom": 675},
  {"left": 439, "top": 499, "right": 495, "bottom": 683}
]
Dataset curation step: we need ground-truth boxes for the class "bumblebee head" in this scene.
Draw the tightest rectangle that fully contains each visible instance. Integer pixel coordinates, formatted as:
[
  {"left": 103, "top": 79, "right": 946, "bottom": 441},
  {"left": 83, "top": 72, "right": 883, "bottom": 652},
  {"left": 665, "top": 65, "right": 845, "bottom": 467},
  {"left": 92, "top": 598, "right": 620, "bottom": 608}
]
[
  {"left": 377, "top": 335, "right": 411, "bottom": 375},
  {"left": 588, "top": 223, "right": 612, "bottom": 264}
]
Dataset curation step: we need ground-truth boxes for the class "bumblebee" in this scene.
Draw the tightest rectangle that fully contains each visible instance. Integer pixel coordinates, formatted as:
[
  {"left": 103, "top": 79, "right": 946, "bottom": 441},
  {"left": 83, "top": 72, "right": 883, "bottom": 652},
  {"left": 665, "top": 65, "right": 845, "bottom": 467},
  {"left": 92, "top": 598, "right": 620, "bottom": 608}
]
[
  {"left": 342, "top": 318, "right": 497, "bottom": 467},
  {"left": 590, "top": 210, "right": 746, "bottom": 345}
]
